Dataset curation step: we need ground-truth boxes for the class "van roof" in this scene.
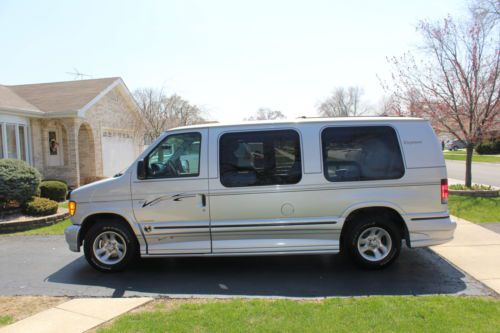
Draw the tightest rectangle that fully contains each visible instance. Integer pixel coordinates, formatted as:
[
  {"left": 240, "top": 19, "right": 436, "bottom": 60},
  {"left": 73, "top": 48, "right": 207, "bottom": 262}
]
[{"left": 169, "top": 116, "right": 426, "bottom": 131}]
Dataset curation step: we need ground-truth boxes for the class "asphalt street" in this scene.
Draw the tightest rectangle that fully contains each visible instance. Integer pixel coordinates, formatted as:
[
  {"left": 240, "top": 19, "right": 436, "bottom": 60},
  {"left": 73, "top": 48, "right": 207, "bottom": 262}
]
[
  {"left": 446, "top": 160, "right": 500, "bottom": 187},
  {"left": 0, "top": 235, "right": 493, "bottom": 298}
]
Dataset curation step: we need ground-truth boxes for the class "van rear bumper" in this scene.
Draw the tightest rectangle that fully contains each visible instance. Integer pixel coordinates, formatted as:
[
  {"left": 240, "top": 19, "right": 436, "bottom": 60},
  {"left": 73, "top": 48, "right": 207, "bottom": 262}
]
[{"left": 407, "top": 216, "right": 456, "bottom": 248}]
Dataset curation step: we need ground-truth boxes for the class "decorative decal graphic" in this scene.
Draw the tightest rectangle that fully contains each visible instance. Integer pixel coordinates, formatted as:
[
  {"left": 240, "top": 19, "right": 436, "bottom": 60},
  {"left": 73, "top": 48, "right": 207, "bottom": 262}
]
[{"left": 142, "top": 193, "right": 196, "bottom": 207}]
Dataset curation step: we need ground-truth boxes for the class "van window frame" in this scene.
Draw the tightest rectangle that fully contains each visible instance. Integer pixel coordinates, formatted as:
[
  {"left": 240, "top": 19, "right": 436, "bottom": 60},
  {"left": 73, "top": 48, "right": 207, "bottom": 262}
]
[
  {"left": 143, "top": 131, "right": 202, "bottom": 180},
  {"left": 320, "top": 125, "right": 405, "bottom": 182},
  {"left": 217, "top": 128, "right": 304, "bottom": 188}
]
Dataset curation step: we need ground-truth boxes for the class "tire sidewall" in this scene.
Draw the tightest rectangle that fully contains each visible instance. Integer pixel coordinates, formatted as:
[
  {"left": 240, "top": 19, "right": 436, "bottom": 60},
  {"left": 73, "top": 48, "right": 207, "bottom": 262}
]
[
  {"left": 84, "top": 222, "right": 137, "bottom": 272},
  {"left": 347, "top": 218, "right": 401, "bottom": 268}
]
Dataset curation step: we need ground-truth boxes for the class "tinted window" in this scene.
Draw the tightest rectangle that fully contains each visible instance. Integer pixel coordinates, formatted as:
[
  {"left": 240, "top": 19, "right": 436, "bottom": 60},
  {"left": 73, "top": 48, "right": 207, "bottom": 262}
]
[
  {"left": 321, "top": 126, "right": 404, "bottom": 182},
  {"left": 146, "top": 132, "right": 201, "bottom": 179},
  {"left": 220, "top": 130, "right": 302, "bottom": 187}
]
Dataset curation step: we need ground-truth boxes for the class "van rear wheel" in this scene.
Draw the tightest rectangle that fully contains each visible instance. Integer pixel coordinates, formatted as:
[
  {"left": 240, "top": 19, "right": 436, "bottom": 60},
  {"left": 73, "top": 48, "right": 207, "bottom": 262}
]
[
  {"left": 83, "top": 221, "right": 138, "bottom": 272},
  {"left": 344, "top": 216, "right": 401, "bottom": 269}
]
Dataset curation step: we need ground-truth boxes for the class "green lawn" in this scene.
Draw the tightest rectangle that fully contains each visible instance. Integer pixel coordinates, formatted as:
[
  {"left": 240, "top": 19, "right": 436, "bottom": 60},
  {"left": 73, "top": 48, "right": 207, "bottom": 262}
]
[
  {"left": 0, "top": 315, "right": 13, "bottom": 327},
  {"left": 98, "top": 297, "right": 500, "bottom": 333},
  {"left": 449, "top": 195, "right": 500, "bottom": 223},
  {"left": 443, "top": 150, "right": 500, "bottom": 163}
]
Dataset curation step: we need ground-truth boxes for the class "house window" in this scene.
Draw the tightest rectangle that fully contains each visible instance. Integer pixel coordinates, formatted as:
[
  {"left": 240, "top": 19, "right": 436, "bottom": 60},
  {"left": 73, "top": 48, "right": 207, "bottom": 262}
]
[
  {"left": 0, "top": 122, "right": 30, "bottom": 163},
  {"left": 6, "top": 124, "right": 17, "bottom": 159}
]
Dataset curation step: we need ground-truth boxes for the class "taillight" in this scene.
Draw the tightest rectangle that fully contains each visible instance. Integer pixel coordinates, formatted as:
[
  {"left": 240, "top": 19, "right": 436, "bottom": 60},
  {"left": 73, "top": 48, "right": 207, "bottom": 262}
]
[{"left": 441, "top": 179, "right": 448, "bottom": 204}]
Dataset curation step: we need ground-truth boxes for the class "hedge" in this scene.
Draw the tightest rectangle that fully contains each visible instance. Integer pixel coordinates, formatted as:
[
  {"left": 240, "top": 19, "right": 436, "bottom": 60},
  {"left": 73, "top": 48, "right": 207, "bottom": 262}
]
[
  {"left": 40, "top": 180, "right": 68, "bottom": 202},
  {"left": 0, "top": 159, "right": 41, "bottom": 207},
  {"left": 23, "top": 197, "right": 58, "bottom": 217},
  {"left": 476, "top": 141, "right": 500, "bottom": 155}
]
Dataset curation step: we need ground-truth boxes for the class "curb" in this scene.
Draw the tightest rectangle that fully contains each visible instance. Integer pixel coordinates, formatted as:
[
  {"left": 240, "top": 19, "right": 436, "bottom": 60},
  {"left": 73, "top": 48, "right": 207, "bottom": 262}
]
[
  {"left": 449, "top": 189, "right": 499, "bottom": 197},
  {"left": 0, "top": 209, "right": 69, "bottom": 234}
]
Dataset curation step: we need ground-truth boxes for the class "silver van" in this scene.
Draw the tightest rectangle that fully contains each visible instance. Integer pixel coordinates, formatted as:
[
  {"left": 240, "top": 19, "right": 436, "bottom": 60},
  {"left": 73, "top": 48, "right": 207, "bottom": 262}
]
[{"left": 65, "top": 117, "right": 456, "bottom": 272}]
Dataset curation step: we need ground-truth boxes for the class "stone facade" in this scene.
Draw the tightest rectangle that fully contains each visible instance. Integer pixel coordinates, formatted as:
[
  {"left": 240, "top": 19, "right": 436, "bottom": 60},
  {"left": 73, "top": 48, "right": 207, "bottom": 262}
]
[
  {"left": 29, "top": 86, "right": 144, "bottom": 187},
  {"left": 30, "top": 117, "right": 80, "bottom": 185}
]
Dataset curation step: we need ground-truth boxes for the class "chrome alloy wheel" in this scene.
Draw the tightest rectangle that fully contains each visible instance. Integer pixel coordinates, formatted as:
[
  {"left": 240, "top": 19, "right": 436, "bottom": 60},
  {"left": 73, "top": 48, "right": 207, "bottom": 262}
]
[
  {"left": 92, "top": 231, "right": 127, "bottom": 265},
  {"left": 357, "top": 227, "right": 392, "bottom": 262}
]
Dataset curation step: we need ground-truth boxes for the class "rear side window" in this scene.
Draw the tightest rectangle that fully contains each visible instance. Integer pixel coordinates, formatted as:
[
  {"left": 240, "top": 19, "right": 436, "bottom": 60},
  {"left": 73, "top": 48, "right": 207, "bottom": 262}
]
[
  {"left": 219, "top": 130, "right": 302, "bottom": 187},
  {"left": 321, "top": 126, "right": 404, "bottom": 182}
]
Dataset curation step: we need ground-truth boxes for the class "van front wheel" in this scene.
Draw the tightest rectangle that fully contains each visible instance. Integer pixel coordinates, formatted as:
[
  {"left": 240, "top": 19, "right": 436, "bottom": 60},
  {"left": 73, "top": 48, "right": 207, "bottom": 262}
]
[
  {"left": 83, "top": 221, "right": 137, "bottom": 272},
  {"left": 344, "top": 217, "right": 401, "bottom": 269}
]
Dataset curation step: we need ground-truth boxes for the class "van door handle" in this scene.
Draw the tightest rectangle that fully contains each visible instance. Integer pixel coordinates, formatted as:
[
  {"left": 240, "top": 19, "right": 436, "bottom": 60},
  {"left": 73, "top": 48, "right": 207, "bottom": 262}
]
[{"left": 199, "top": 194, "right": 207, "bottom": 207}]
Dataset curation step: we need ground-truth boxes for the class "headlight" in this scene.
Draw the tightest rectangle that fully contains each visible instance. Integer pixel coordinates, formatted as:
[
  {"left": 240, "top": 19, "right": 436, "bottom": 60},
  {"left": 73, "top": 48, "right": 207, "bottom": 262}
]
[{"left": 68, "top": 201, "right": 77, "bottom": 216}]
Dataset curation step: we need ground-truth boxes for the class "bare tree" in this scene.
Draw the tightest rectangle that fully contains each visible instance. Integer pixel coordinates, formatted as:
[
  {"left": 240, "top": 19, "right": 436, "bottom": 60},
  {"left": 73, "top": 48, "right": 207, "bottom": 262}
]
[
  {"left": 377, "top": 90, "right": 423, "bottom": 117},
  {"left": 385, "top": 1, "right": 499, "bottom": 187},
  {"left": 378, "top": 94, "right": 401, "bottom": 116},
  {"left": 245, "top": 108, "right": 286, "bottom": 121},
  {"left": 318, "top": 86, "right": 368, "bottom": 117},
  {"left": 164, "top": 94, "right": 205, "bottom": 128},
  {"left": 134, "top": 88, "right": 206, "bottom": 144},
  {"left": 472, "top": 0, "right": 500, "bottom": 23},
  {"left": 134, "top": 88, "right": 168, "bottom": 144}
]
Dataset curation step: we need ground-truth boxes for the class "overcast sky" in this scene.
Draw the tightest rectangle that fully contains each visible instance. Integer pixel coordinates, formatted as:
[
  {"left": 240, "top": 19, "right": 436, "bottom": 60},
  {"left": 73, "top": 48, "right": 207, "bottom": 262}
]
[{"left": 0, "top": 0, "right": 466, "bottom": 121}]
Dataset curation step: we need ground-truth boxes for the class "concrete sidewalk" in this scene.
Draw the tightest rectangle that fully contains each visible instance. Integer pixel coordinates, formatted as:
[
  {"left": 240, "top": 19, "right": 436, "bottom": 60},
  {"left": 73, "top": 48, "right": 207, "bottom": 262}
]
[
  {"left": 432, "top": 216, "right": 500, "bottom": 294},
  {"left": 0, "top": 297, "right": 152, "bottom": 333}
]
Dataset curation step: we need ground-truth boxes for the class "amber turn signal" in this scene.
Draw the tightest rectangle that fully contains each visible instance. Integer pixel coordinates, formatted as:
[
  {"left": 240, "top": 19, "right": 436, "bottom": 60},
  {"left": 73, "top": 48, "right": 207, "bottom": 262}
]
[{"left": 68, "top": 201, "right": 77, "bottom": 216}]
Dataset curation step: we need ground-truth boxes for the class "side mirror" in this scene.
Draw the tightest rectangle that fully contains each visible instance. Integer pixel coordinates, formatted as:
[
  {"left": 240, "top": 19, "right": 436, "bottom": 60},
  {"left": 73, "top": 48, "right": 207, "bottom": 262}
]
[{"left": 137, "top": 159, "right": 147, "bottom": 180}]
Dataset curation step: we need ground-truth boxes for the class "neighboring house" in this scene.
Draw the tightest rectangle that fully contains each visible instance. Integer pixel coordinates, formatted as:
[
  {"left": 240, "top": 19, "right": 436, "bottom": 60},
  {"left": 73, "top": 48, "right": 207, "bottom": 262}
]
[{"left": 0, "top": 77, "right": 144, "bottom": 187}]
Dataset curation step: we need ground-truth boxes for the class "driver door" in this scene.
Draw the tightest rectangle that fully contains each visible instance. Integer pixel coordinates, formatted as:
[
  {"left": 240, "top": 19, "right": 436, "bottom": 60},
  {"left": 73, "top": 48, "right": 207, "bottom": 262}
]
[{"left": 131, "top": 130, "right": 210, "bottom": 255}]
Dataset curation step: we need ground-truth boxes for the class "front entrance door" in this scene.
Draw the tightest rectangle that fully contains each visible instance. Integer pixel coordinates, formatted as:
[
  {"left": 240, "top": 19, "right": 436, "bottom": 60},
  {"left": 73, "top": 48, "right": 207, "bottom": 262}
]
[
  {"left": 47, "top": 127, "right": 63, "bottom": 166},
  {"left": 131, "top": 129, "right": 210, "bottom": 254}
]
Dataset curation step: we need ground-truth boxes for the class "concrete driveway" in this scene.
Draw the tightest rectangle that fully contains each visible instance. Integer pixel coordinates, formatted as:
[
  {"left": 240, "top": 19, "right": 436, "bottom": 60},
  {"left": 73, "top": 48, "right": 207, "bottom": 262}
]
[
  {"left": 446, "top": 160, "right": 500, "bottom": 187},
  {"left": 0, "top": 235, "right": 493, "bottom": 298}
]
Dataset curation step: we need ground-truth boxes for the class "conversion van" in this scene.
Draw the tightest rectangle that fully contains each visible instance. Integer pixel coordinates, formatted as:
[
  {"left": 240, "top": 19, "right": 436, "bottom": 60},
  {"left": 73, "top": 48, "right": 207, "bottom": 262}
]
[{"left": 65, "top": 117, "right": 456, "bottom": 272}]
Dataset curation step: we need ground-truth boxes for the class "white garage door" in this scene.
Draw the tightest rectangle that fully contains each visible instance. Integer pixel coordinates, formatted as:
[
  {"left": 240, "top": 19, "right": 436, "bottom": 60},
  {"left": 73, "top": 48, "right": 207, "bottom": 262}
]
[{"left": 102, "top": 131, "right": 137, "bottom": 177}]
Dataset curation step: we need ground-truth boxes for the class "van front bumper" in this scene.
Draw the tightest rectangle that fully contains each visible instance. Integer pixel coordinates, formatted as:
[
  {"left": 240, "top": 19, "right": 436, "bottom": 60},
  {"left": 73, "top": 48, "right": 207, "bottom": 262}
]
[
  {"left": 408, "top": 216, "right": 457, "bottom": 248},
  {"left": 64, "top": 224, "right": 81, "bottom": 252}
]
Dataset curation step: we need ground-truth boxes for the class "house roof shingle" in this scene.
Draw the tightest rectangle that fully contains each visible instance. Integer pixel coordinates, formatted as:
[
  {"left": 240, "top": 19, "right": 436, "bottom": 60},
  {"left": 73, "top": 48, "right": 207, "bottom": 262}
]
[
  {"left": 0, "top": 85, "right": 41, "bottom": 113},
  {"left": 6, "top": 77, "right": 120, "bottom": 113}
]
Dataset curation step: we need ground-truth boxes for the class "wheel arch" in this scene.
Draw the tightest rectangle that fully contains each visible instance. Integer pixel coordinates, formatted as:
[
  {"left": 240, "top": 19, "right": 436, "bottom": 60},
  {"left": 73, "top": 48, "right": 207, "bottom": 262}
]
[
  {"left": 340, "top": 204, "right": 410, "bottom": 250},
  {"left": 78, "top": 212, "right": 138, "bottom": 248}
]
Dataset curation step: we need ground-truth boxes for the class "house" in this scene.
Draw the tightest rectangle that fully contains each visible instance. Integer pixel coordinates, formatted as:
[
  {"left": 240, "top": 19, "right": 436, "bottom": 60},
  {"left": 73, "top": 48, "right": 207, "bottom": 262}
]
[{"left": 0, "top": 77, "right": 144, "bottom": 187}]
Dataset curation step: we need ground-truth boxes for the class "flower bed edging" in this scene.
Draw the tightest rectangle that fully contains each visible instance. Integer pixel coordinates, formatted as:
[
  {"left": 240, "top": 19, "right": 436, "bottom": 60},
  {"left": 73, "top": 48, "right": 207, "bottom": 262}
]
[
  {"left": 0, "top": 210, "right": 69, "bottom": 234},
  {"left": 449, "top": 189, "right": 499, "bottom": 198}
]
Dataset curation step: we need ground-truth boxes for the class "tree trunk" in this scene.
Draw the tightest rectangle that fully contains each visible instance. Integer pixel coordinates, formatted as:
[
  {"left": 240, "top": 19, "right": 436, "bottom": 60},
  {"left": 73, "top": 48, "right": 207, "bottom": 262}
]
[{"left": 465, "top": 144, "right": 474, "bottom": 188}]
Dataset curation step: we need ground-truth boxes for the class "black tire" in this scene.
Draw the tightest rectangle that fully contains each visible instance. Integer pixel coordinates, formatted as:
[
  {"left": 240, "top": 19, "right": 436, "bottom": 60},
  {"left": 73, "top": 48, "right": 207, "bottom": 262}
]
[
  {"left": 83, "top": 220, "right": 138, "bottom": 272},
  {"left": 343, "top": 215, "right": 401, "bottom": 269}
]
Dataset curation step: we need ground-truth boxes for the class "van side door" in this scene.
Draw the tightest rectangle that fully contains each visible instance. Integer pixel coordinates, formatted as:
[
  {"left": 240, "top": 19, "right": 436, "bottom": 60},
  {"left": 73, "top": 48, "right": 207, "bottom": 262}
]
[
  {"left": 208, "top": 127, "right": 338, "bottom": 253},
  {"left": 131, "top": 129, "right": 210, "bottom": 255}
]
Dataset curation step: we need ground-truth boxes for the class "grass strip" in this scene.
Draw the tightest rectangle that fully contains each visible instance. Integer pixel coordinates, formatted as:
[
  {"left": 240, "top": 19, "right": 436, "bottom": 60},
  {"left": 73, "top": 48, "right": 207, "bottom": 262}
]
[
  {"left": 97, "top": 296, "right": 500, "bottom": 333},
  {"left": 449, "top": 195, "right": 500, "bottom": 223}
]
